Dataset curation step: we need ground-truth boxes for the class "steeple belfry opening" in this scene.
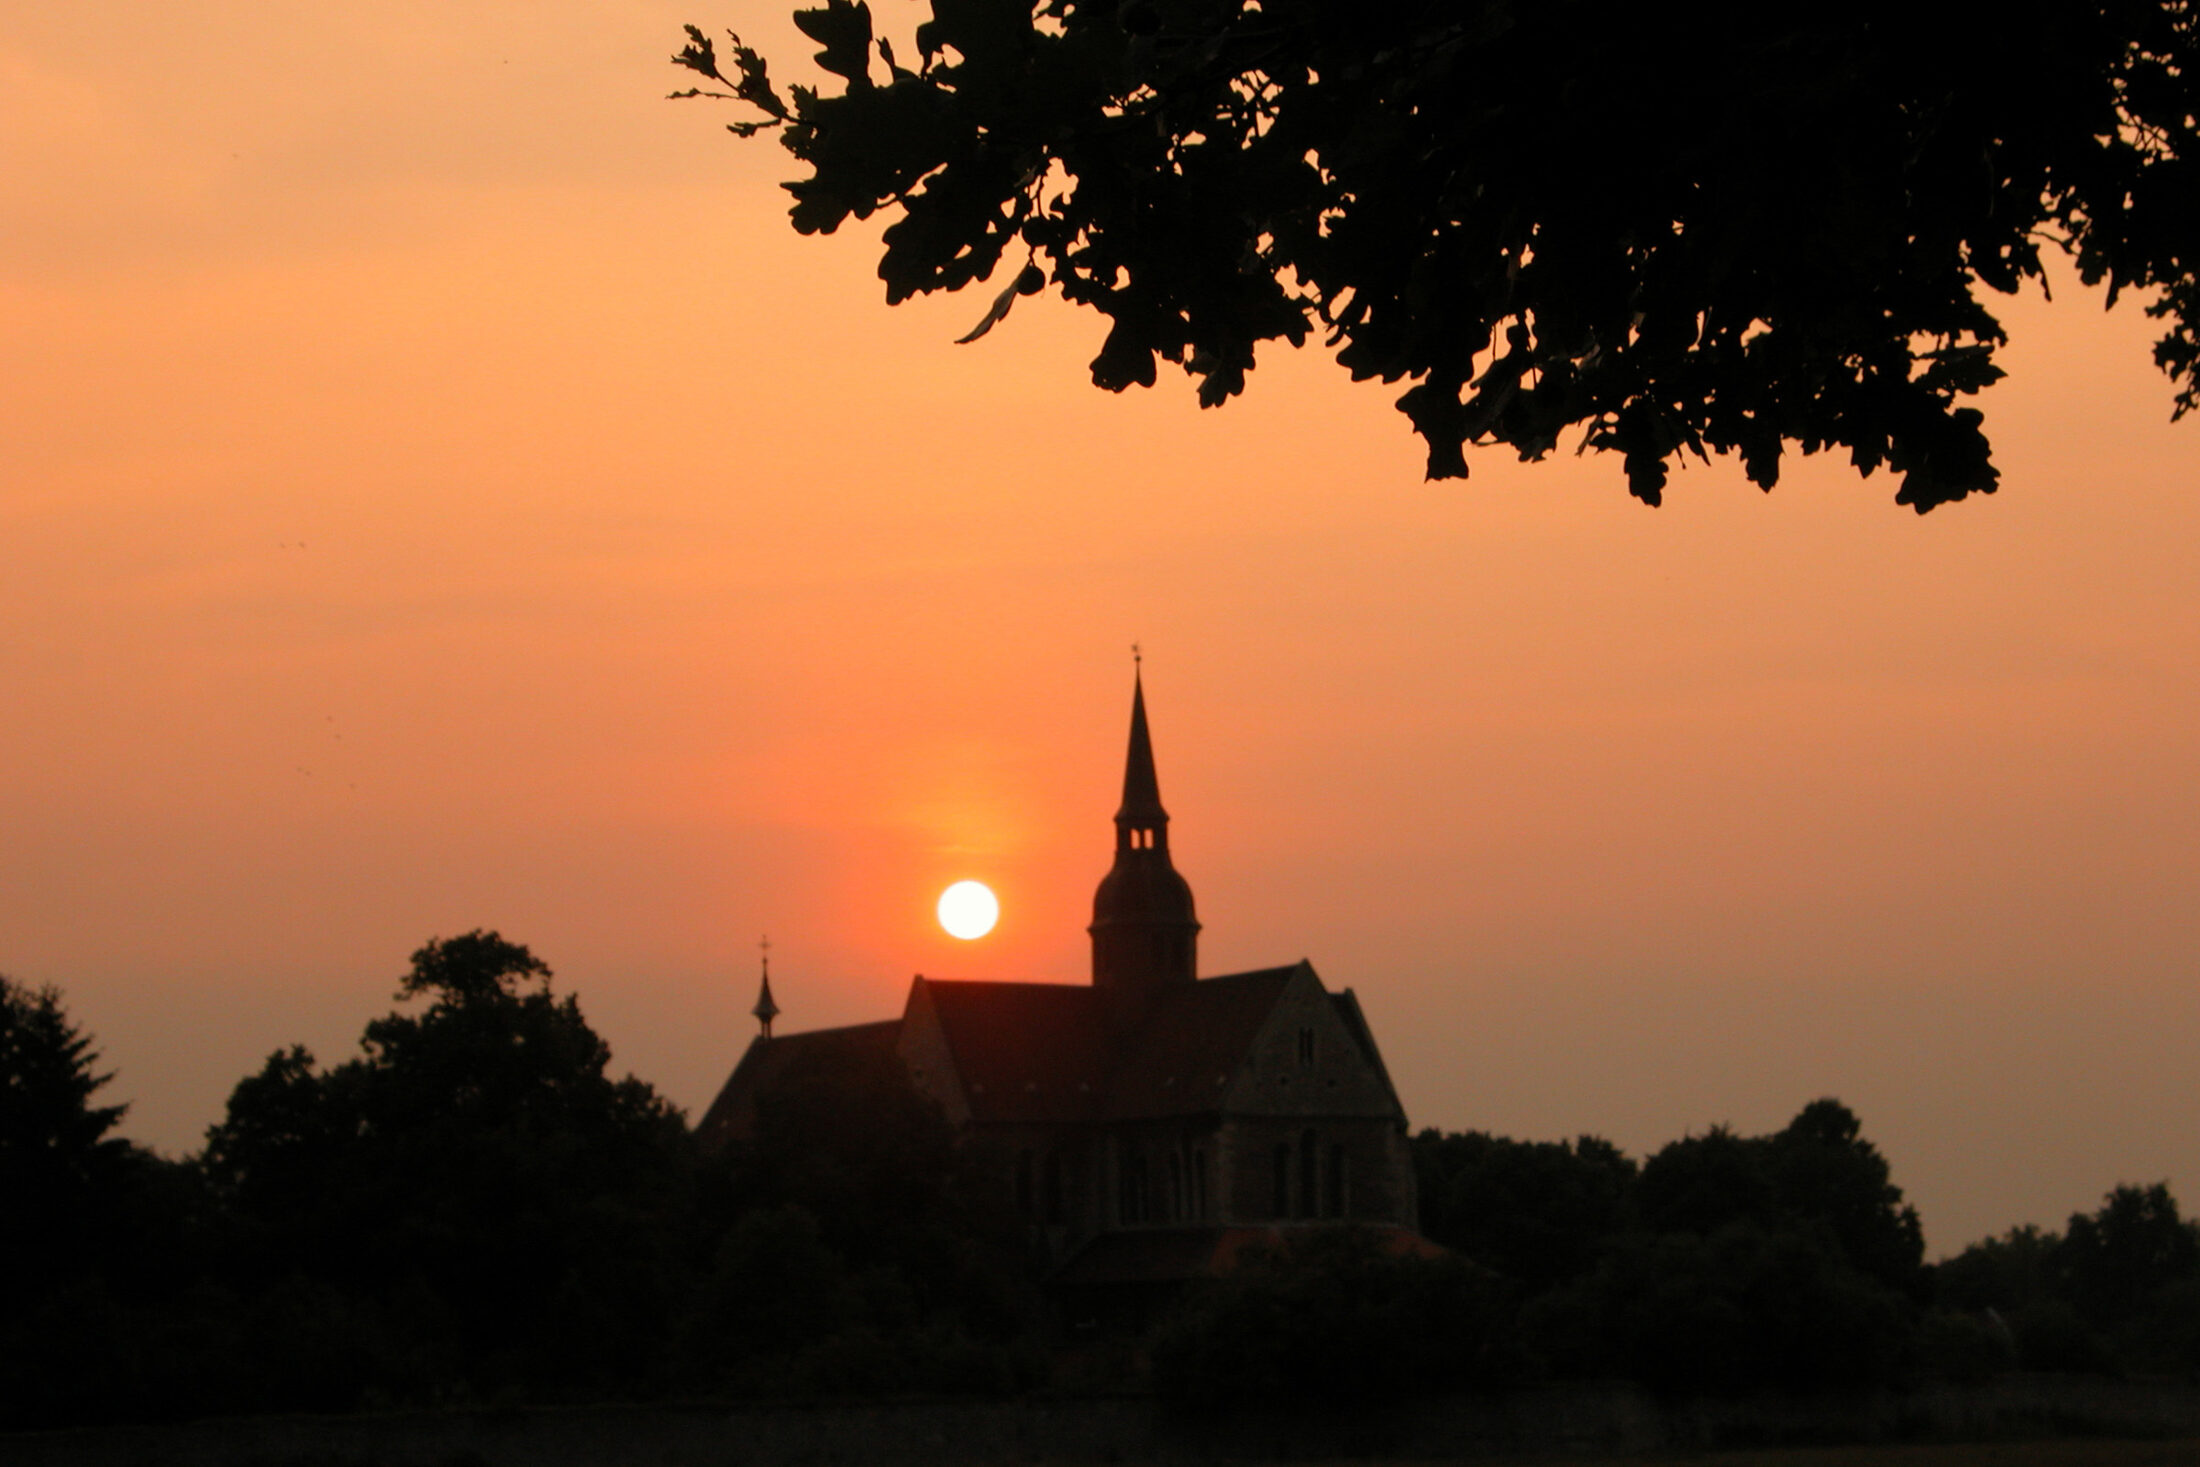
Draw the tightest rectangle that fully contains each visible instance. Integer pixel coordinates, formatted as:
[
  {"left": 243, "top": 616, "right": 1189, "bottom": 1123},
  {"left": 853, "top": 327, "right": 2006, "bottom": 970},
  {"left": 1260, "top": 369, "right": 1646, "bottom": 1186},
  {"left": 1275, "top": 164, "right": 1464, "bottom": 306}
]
[
  {"left": 1090, "top": 667, "right": 1200, "bottom": 995},
  {"left": 1115, "top": 670, "right": 1169, "bottom": 853}
]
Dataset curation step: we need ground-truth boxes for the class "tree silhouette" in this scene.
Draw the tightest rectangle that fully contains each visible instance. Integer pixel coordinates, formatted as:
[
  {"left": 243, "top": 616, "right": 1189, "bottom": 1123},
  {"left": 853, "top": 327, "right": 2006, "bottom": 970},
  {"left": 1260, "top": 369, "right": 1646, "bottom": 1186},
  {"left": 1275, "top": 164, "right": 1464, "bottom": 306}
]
[
  {"left": 1762, "top": 1098, "right": 1927, "bottom": 1299},
  {"left": 0, "top": 978, "right": 221, "bottom": 1428},
  {"left": 1149, "top": 1227, "right": 1508, "bottom": 1407},
  {"left": 1412, "top": 1129, "right": 1635, "bottom": 1295},
  {"left": 2052, "top": 1181, "right": 2200, "bottom": 1322},
  {"left": 1513, "top": 1099, "right": 1925, "bottom": 1391},
  {"left": 1935, "top": 1183, "right": 2200, "bottom": 1374},
  {"left": 202, "top": 932, "right": 693, "bottom": 1403},
  {"left": 677, "top": 1, "right": 2197, "bottom": 509},
  {"left": 0, "top": 976, "right": 132, "bottom": 1271}
]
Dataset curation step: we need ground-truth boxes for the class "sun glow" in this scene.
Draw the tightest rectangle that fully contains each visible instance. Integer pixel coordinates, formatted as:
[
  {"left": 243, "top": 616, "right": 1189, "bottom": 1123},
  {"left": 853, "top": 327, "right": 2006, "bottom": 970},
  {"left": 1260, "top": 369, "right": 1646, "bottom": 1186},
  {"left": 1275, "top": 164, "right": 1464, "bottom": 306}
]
[{"left": 937, "top": 880, "right": 999, "bottom": 940}]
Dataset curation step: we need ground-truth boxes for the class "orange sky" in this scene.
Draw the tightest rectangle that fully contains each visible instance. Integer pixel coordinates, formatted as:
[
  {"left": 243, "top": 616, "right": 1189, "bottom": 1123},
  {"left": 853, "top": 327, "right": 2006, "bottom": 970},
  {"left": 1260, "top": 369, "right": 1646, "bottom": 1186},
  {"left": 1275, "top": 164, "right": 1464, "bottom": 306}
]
[{"left": 5, "top": 2, "right": 2196, "bottom": 1255}]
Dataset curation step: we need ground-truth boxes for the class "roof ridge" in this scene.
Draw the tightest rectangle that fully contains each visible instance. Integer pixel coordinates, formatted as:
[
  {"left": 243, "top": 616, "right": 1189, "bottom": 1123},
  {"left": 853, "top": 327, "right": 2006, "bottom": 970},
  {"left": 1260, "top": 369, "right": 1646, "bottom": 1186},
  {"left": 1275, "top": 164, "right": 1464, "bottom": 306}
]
[{"left": 919, "top": 977, "right": 1090, "bottom": 991}]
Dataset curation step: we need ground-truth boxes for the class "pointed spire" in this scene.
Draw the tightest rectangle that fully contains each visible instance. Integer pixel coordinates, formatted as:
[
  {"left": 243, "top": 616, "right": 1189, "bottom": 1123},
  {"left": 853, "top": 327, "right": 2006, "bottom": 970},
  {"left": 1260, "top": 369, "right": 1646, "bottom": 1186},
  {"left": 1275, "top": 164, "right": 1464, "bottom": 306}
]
[
  {"left": 752, "top": 936, "right": 780, "bottom": 1040},
  {"left": 1116, "top": 658, "right": 1168, "bottom": 831}
]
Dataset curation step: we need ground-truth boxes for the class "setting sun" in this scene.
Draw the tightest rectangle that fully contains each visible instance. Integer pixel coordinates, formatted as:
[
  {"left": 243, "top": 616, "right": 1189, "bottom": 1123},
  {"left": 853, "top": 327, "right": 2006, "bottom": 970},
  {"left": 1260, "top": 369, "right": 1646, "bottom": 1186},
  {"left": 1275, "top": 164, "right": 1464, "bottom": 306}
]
[{"left": 937, "top": 880, "right": 1000, "bottom": 940}]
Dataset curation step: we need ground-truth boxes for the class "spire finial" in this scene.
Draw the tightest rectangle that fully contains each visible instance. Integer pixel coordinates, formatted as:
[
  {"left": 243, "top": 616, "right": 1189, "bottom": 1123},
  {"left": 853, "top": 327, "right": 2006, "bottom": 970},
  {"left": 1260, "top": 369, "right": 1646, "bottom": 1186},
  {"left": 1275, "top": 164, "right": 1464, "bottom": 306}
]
[
  {"left": 1115, "top": 657, "right": 1167, "bottom": 833},
  {"left": 752, "top": 935, "right": 780, "bottom": 1039},
  {"left": 1132, "top": 641, "right": 1141, "bottom": 669}
]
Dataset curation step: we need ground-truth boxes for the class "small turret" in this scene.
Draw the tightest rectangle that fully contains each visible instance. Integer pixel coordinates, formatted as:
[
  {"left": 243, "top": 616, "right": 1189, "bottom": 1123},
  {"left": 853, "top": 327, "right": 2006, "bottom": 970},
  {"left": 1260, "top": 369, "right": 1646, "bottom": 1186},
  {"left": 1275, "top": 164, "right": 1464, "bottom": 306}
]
[{"left": 752, "top": 937, "right": 780, "bottom": 1040}]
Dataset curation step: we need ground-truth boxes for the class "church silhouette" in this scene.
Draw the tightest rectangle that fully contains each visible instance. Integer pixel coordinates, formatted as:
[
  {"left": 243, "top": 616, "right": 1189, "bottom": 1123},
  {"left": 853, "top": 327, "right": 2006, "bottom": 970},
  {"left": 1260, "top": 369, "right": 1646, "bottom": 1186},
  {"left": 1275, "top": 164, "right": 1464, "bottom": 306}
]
[{"left": 699, "top": 672, "right": 1424, "bottom": 1293}]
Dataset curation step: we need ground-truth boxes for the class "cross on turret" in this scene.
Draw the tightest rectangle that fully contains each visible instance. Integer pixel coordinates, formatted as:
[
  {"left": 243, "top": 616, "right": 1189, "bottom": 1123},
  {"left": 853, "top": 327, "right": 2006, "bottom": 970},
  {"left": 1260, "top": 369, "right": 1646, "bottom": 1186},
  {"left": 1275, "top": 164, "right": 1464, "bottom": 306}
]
[{"left": 752, "top": 935, "right": 780, "bottom": 1039}]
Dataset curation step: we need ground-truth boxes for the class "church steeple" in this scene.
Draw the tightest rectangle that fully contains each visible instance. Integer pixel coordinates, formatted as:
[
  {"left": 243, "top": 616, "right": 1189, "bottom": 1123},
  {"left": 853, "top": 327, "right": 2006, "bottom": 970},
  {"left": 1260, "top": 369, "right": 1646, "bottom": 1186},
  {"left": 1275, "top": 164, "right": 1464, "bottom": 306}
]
[
  {"left": 1090, "top": 661, "right": 1199, "bottom": 995},
  {"left": 1115, "top": 668, "right": 1169, "bottom": 851}
]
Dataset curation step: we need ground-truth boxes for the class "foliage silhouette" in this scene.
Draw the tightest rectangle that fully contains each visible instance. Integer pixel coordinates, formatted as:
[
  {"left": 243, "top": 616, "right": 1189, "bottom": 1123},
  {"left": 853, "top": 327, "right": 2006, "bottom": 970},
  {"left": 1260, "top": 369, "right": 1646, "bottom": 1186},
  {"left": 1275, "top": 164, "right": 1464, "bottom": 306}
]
[
  {"left": 1524, "top": 1218, "right": 1913, "bottom": 1392},
  {"left": 683, "top": 1035, "right": 1040, "bottom": 1395},
  {"left": 675, "top": 1, "right": 2199, "bottom": 509},
  {"left": 2051, "top": 1180, "right": 2200, "bottom": 1324},
  {"left": 0, "top": 978, "right": 224, "bottom": 1427},
  {"left": 1412, "top": 1128, "right": 1635, "bottom": 1295},
  {"left": 1934, "top": 1183, "right": 2200, "bottom": 1375},
  {"left": 200, "top": 932, "right": 694, "bottom": 1405},
  {"left": 1763, "top": 1098, "right": 1929, "bottom": 1300},
  {"left": 0, "top": 975, "right": 133, "bottom": 1272},
  {"left": 1149, "top": 1227, "right": 1508, "bottom": 1407},
  {"left": 1506, "top": 1099, "right": 1925, "bottom": 1393}
]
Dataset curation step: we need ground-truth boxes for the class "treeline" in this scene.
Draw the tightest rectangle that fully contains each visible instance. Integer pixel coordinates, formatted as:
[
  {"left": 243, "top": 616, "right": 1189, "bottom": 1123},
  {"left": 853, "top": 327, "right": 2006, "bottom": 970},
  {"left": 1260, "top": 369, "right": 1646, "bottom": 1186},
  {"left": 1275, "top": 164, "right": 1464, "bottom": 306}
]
[
  {"left": 5, "top": 939, "right": 2199, "bottom": 1430},
  {"left": 1429, "top": 1112, "right": 2200, "bottom": 1391},
  {"left": 0, "top": 935, "right": 1036, "bottom": 1429},
  {"left": 1153, "top": 1114, "right": 2200, "bottom": 1406}
]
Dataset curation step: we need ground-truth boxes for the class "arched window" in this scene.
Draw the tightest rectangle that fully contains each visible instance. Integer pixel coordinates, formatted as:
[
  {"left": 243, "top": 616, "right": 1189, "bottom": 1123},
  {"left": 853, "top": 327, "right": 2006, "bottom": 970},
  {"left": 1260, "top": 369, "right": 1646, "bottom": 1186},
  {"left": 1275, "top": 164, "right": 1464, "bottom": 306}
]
[
  {"left": 1194, "top": 1149, "right": 1209, "bottom": 1221},
  {"left": 1298, "top": 1129, "right": 1318, "bottom": 1219},
  {"left": 1167, "top": 1151, "right": 1184, "bottom": 1221},
  {"left": 1326, "top": 1143, "right": 1346, "bottom": 1218}
]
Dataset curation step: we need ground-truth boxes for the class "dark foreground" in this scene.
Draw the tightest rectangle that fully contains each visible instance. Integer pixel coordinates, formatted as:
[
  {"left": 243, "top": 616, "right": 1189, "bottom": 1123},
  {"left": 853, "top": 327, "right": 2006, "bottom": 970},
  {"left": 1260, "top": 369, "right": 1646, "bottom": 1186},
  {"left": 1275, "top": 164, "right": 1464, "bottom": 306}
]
[
  {"left": 7, "top": 1378, "right": 2199, "bottom": 1467},
  {"left": 1560, "top": 1447, "right": 2197, "bottom": 1467}
]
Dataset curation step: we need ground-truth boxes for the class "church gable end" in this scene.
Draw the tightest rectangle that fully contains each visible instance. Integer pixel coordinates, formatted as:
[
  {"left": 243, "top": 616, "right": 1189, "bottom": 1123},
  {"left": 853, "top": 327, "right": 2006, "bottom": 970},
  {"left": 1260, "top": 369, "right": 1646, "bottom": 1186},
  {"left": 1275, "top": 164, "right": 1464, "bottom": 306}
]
[
  {"left": 1212, "top": 961, "right": 1417, "bottom": 1227},
  {"left": 896, "top": 977, "right": 973, "bottom": 1126},
  {"left": 1222, "top": 961, "right": 1404, "bottom": 1120}
]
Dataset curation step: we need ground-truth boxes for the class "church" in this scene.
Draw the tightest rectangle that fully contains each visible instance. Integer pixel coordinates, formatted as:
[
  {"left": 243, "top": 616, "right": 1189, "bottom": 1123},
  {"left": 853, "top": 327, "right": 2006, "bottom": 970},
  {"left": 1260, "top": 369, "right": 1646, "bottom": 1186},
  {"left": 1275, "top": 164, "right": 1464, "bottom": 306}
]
[{"left": 697, "top": 672, "right": 1421, "bottom": 1289}]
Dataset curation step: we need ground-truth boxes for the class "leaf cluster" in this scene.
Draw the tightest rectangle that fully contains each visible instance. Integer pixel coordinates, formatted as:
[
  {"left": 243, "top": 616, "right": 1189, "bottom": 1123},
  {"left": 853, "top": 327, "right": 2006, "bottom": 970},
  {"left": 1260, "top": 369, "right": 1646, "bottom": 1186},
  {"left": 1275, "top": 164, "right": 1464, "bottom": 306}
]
[{"left": 684, "top": 0, "right": 2200, "bottom": 508}]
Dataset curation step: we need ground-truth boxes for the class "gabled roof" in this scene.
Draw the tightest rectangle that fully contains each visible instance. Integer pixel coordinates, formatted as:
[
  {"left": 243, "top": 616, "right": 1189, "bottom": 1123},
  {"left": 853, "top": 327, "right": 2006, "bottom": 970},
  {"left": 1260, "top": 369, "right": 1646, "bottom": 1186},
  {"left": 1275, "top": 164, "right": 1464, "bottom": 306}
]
[
  {"left": 909, "top": 965, "right": 1304, "bottom": 1125},
  {"left": 706, "top": 959, "right": 1406, "bottom": 1140},
  {"left": 694, "top": 1019, "right": 903, "bottom": 1148},
  {"left": 1104, "top": 966, "right": 1299, "bottom": 1119},
  {"left": 1329, "top": 987, "right": 1406, "bottom": 1115},
  {"left": 910, "top": 980, "right": 1111, "bottom": 1123}
]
